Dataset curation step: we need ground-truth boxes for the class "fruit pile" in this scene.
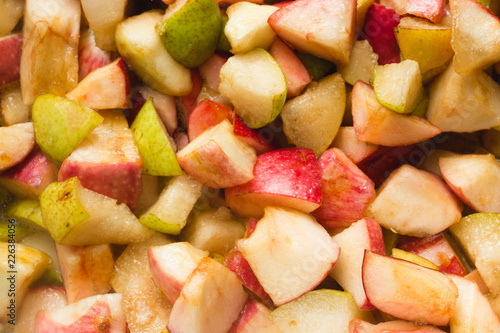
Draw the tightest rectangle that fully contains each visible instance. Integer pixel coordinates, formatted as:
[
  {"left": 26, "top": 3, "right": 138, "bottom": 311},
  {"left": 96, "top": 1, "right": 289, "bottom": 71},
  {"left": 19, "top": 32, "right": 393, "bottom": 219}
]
[{"left": 1, "top": 0, "right": 500, "bottom": 331}]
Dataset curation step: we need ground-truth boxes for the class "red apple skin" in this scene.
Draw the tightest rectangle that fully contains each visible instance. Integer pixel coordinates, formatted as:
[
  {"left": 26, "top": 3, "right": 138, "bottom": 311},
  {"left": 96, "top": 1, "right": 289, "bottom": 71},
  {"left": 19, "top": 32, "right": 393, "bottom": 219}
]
[
  {"left": 199, "top": 52, "right": 229, "bottom": 92},
  {"left": 0, "top": 33, "right": 22, "bottom": 89},
  {"left": 0, "top": 146, "right": 58, "bottom": 199},
  {"left": 233, "top": 116, "right": 276, "bottom": 155},
  {"left": 34, "top": 298, "right": 121, "bottom": 333},
  {"left": 147, "top": 247, "right": 184, "bottom": 305},
  {"left": 329, "top": 127, "right": 380, "bottom": 164},
  {"left": 396, "top": 233, "right": 467, "bottom": 276},
  {"left": 269, "top": 37, "right": 312, "bottom": 98},
  {"left": 229, "top": 298, "right": 279, "bottom": 333},
  {"left": 312, "top": 148, "right": 376, "bottom": 229},
  {"left": 15, "top": 286, "right": 68, "bottom": 333},
  {"left": 405, "top": 0, "right": 444, "bottom": 23},
  {"left": 362, "top": 4, "right": 401, "bottom": 65},
  {"left": 78, "top": 29, "right": 112, "bottom": 81},
  {"left": 225, "top": 148, "right": 322, "bottom": 218},
  {"left": 188, "top": 99, "right": 233, "bottom": 141},
  {"left": 59, "top": 160, "right": 142, "bottom": 210},
  {"left": 177, "top": 69, "right": 203, "bottom": 130}
]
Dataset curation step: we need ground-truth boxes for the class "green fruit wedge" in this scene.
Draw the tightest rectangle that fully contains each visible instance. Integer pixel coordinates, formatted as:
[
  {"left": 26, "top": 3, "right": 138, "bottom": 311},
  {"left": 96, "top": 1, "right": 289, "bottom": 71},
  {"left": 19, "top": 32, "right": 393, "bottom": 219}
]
[
  {"left": 131, "top": 98, "right": 182, "bottom": 176},
  {"left": 5, "top": 199, "right": 45, "bottom": 230},
  {"left": 32, "top": 94, "right": 103, "bottom": 163},
  {"left": 157, "top": 0, "right": 221, "bottom": 68}
]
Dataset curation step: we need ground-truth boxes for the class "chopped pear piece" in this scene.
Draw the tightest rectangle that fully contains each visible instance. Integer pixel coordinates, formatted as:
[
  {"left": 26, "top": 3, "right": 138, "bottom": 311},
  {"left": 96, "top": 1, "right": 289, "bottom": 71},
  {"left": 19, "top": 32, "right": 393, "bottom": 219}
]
[
  {"left": 219, "top": 48, "right": 287, "bottom": 128},
  {"left": 140, "top": 174, "right": 202, "bottom": 235},
  {"left": 373, "top": 60, "right": 424, "bottom": 114},
  {"left": 40, "top": 177, "right": 154, "bottom": 245},
  {"left": 32, "top": 94, "right": 103, "bottom": 163},
  {"left": 338, "top": 40, "right": 379, "bottom": 85},
  {"left": 131, "top": 98, "right": 182, "bottom": 176},
  {"left": 5, "top": 199, "right": 45, "bottom": 230},
  {"left": 115, "top": 10, "right": 192, "bottom": 96}
]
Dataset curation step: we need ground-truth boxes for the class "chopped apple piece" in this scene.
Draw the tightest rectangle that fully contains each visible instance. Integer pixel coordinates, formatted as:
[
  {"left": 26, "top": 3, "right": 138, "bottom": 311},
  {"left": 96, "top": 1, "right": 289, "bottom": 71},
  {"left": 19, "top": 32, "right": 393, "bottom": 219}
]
[
  {"left": 352, "top": 81, "right": 441, "bottom": 146},
  {"left": 66, "top": 58, "right": 131, "bottom": 110},
  {"left": 0, "top": 33, "right": 22, "bottom": 89},
  {"left": 39, "top": 177, "right": 155, "bottom": 245},
  {"left": 338, "top": 40, "right": 379, "bottom": 86},
  {"left": 362, "top": 251, "right": 458, "bottom": 326},
  {"left": 21, "top": 0, "right": 80, "bottom": 105},
  {"left": 140, "top": 174, "right": 202, "bottom": 235},
  {"left": 380, "top": 0, "right": 445, "bottom": 22},
  {"left": 32, "top": 94, "right": 103, "bottom": 163},
  {"left": 373, "top": 60, "right": 423, "bottom": 114},
  {"left": 270, "top": 289, "right": 373, "bottom": 333},
  {"left": 0, "top": 82, "right": 31, "bottom": 126},
  {"left": 34, "top": 293, "right": 126, "bottom": 333},
  {"left": 59, "top": 110, "right": 143, "bottom": 210},
  {"left": 226, "top": 148, "right": 322, "bottom": 219},
  {"left": 0, "top": 122, "right": 35, "bottom": 172},
  {"left": 167, "top": 257, "right": 248, "bottom": 333},
  {"left": 177, "top": 119, "right": 257, "bottom": 188},
  {"left": 450, "top": 0, "right": 500, "bottom": 73},
  {"left": 268, "top": 0, "right": 356, "bottom": 66},
  {"left": 391, "top": 248, "right": 439, "bottom": 270},
  {"left": 329, "top": 218, "right": 385, "bottom": 310},
  {"left": 225, "top": 2, "right": 278, "bottom": 54},
  {"left": 56, "top": 244, "right": 114, "bottom": 304},
  {"left": 111, "top": 233, "right": 173, "bottom": 333},
  {"left": 281, "top": 73, "right": 346, "bottom": 156},
  {"left": 349, "top": 318, "right": 446, "bottom": 332},
  {"left": 439, "top": 153, "right": 500, "bottom": 213},
  {"left": 237, "top": 207, "right": 340, "bottom": 306},
  {"left": 219, "top": 48, "right": 287, "bottom": 128},
  {"left": 329, "top": 126, "right": 380, "bottom": 164},
  {"left": 115, "top": 10, "right": 192, "bottom": 96},
  {"left": 230, "top": 298, "right": 281, "bottom": 333},
  {"left": 448, "top": 274, "right": 500, "bottom": 332},
  {"left": 78, "top": 28, "right": 113, "bottom": 81},
  {"left": 426, "top": 62, "right": 500, "bottom": 132},
  {"left": 367, "top": 165, "right": 462, "bottom": 237},
  {"left": 80, "top": 0, "right": 127, "bottom": 51},
  {"left": 148, "top": 242, "right": 208, "bottom": 304}
]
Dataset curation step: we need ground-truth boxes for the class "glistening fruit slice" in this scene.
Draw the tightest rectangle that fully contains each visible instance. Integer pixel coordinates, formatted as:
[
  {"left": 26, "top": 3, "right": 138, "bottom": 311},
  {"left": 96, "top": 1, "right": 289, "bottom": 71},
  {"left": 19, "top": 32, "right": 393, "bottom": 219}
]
[
  {"left": 32, "top": 94, "right": 103, "bottom": 163},
  {"left": 219, "top": 48, "right": 287, "bottom": 128},
  {"left": 39, "top": 177, "right": 154, "bottom": 245},
  {"left": 157, "top": 0, "right": 221, "bottom": 68}
]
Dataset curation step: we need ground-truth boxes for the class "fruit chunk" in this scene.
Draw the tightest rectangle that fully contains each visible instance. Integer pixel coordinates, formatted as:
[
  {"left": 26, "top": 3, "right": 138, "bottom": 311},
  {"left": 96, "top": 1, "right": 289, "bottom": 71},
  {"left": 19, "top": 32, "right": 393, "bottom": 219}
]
[
  {"left": 0, "top": 83, "right": 31, "bottom": 126},
  {"left": 329, "top": 218, "right": 385, "bottom": 310},
  {"left": 66, "top": 58, "right": 131, "bottom": 110},
  {"left": 32, "top": 94, "right": 103, "bottom": 163},
  {"left": 426, "top": 62, "right": 500, "bottom": 132},
  {"left": 449, "top": 213, "right": 500, "bottom": 297},
  {"left": 268, "top": 0, "right": 356, "bottom": 66},
  {"left": 366, "top": 164, "right": 462, "bottom": 237},
  {"left": 0, "top": 0, "right": 24, "bottom": 36},
  {"left": 312, "top": 148, "right": 376, "bottom": 229},
  {"left": 225, "top": 2, "right": 278, "bottom": 54},
  {"left": 349, "top": 318, "right": 446, "bottom": 332},
  {"left": 157, "top": 0, "right": 221, "bottom": 68},
  {"left": 270, "top": 289, "right": 373, "bottom": 333},
  {"left": 148, "top": 242, "right": 208, "bottom": 304},
  {"left": 34, "top": 293, "right": 126, "bottom": 333},
  {"left": 58, "top": 110, "right": 143, "bottom": 210},
  {"left": 395, "top": 16, "right": 453, "bottom": 77},
  {"left": 56, "top": 244, "right": 114, "bottom": 304},
  {"left": 78, "top": 28, "right": 113, "bottom": 81},
  {"left": 219, "top": 48, "right": 286, "bottom": 128},
  {"left": 352, "top": 81, "right": 441, "bottom": 146},
  {"left": 391, "top": 248, "right": 439, "bottom": 270},
  {"left": 80, "top": 0, "right": 127, "bottom": 51},
  {"left": 373, "top": 60, "right": 423, "bottom": 114},
  {"left": 338, "top": 40, "right": 379, "bottom": 86},
  {"left": 140, "top": 174, "right": 202, "bottom": 235},
  {"left": 448, "top": 274, "right": 500, "bottom": 332},
  {"left": 226, "top": 148, "right": 322, "bottom": 219},
  {"left": 167, "top": 257, "right": 248, "bottom": 333},
  {"left": 329, "top": 127, "right": 380, "bottom": 164},
  {"left": 21, "top": 0, "right": 80, "bottom": 105},
  {"left": 4, "top": 199, "right": 45, "bottom": 230},
  {"left": 131, "top": 98, "right": 182, "bottom": 176},
  {"left": 237, "top": 207, "right": 340, "bottom": 306},
  {"left": 450, "top": 0, "right": 500, "bottom": 73},
  {"left": 230, "top": 298, "right": 281, "bottom": 333},
  {"left": 111, "top": 233, "right": 173, "bottom": 333},
  {"left": 177, "top": 119, "right": 257, "bottom": 188},
  {"left": 281, "top": 73, "right": 346, "bottom": 156},
  {"left": 362, "top": 251, "right": 458, "bottom": 326},
  {"left": 362, "top": 4, "right": 401, "bottom": 65},
  {"left": 0, "top": 242, "right": 52, "bottom": 324},
  {"left": 380, "top": 0, "right": 445, "bottom": 22},
  {"left": 115, "top": 10, "right": 192, "bottom": 96},
  {"left": 0, "top": 123, "right": 35, "bottom": 172},
  {"left": 39, "top": 177, "right": 154, "bottom": 245},
  {"left": 439, "top": 153, "right": 500, "bottom": 213},
  {"left": 0, "top": 33, "right": 22, "bottom": 89}
]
